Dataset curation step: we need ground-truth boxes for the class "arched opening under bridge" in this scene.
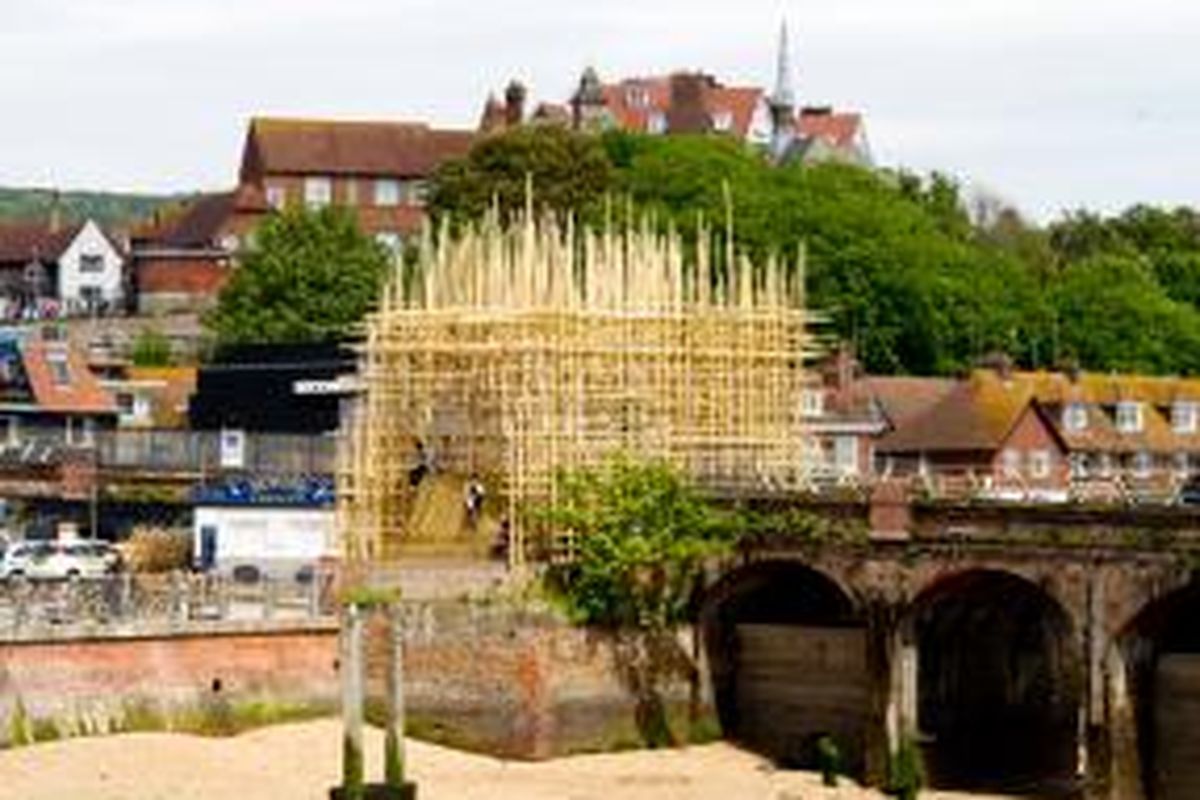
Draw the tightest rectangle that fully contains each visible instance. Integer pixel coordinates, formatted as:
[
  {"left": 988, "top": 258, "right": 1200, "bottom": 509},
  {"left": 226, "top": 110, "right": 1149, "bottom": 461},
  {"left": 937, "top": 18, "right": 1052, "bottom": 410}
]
[
  {"left": 913, "top": 569, "right": 1081, "bottom": 794},
  {"left": 702, "top": 561, "right": 867, "bottom": 773}
]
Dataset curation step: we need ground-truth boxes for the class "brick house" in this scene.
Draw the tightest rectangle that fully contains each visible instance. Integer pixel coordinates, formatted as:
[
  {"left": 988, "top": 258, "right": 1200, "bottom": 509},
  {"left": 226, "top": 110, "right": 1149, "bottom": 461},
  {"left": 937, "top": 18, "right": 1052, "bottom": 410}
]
[
  {"left": 130, "top": 187, "right": 263, "bottom": 314},
  {"left": 872, "top": 369, "right": 1072, "bottom": 502},
  {"left": 131, "top": 118, "right": 475, "bottom": 313},
  {"left": 235, "top": 117, "right": 475, "bottom": 247}
]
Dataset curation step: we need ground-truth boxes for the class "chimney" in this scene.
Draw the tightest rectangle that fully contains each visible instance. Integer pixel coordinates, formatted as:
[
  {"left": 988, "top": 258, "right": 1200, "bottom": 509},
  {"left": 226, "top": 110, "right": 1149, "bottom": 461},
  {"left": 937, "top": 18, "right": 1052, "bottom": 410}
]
[
  {"left": 504, "top": 80, "right": 527, "bottom": 128},
  {"left": 979, "top": 351, "right": 1014, "bottom": 381},
  {"left": 666, "top": 72, "right": 712, "bottom": 134}
]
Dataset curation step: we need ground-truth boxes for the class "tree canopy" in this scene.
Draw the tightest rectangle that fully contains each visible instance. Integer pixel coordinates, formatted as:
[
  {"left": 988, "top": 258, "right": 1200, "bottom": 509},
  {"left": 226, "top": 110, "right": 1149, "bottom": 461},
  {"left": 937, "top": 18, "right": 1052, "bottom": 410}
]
[
  {"left": 206, "top": 207, "right": 391, "bottom": 349},
  {"left": 429, "top": 126, "right": 1200, "bottom": 377}
]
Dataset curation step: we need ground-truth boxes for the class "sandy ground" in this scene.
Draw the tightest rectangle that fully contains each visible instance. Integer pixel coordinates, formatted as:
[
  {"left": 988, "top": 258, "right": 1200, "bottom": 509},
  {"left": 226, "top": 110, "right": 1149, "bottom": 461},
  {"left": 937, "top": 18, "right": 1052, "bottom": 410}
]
[{"left": 0, "top": 718, "right": 1014, "bottom": 800}]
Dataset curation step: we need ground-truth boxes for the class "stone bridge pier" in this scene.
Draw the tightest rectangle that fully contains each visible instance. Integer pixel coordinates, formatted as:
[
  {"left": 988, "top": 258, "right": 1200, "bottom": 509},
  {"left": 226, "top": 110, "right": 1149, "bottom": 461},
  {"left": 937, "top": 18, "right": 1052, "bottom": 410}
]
[{"left": 698, "top": 533, "right": 1198, "bottom": 800}]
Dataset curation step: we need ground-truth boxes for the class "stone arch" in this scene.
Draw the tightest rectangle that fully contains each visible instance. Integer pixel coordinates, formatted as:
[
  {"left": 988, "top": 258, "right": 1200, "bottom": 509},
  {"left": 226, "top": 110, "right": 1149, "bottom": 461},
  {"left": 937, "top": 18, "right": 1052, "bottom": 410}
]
[
  {"left": 700, "top": 559, "right": 867, "bottom": 771},
  {"left": 1119, "top": 574, "right": 1200, "bottom": 800},
  {"left": 909, "top": 568, "right": 1082, "bottom": 794}
]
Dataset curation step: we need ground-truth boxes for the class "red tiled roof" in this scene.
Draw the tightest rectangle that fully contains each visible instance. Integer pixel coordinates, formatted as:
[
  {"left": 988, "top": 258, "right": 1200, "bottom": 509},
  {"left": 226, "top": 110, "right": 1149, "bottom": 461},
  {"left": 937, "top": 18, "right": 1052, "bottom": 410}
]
[
  {"left": 243, "top": 118, "right": 475, "bottom": 179},
  {"left": 0, "top": 222, "right": 79, "bottom": 266},
  {"left": 600, "top": 76, "right": 765, "bottom": 138},
  {"left": 797, "top": 110, "right": 862, "bottom": 148},
  {"left": 21, "top": 340, "right": 116, "bottom": 415}
]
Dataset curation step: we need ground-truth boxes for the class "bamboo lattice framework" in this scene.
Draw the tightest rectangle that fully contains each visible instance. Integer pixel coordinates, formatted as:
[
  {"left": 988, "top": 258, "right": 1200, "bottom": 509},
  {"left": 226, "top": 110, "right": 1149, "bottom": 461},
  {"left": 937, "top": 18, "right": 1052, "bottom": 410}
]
[{"left": 339, "top": 207, "right": 817, "bottom": 565}]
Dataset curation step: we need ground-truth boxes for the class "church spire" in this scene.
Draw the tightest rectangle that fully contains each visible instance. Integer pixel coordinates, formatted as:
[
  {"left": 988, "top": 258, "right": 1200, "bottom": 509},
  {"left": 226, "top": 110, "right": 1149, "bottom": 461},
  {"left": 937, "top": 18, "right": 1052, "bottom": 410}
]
[
  {"left": 772, "top": 19, "right": 796, "bottom": 109},
  {"left": 769, "top": 20, "right": 797, "bottom": 160}
]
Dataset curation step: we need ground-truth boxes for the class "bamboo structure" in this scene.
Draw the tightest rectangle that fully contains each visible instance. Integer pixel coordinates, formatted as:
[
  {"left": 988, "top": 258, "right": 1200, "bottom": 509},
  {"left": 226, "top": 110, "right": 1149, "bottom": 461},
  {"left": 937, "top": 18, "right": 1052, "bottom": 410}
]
[{"left": 339, "top": 207, "right": 816, "bottom": 566}]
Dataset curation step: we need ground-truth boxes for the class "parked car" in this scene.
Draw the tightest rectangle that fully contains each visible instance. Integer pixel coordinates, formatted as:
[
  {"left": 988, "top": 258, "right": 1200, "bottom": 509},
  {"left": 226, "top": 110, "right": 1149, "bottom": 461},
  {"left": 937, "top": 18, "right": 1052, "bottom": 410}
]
[
  {"left": 1179, "top": 478, "right": 1200, "bottom": 506},
  {"left": 0, "top": 540, "right": 120, "bottom": 582}
]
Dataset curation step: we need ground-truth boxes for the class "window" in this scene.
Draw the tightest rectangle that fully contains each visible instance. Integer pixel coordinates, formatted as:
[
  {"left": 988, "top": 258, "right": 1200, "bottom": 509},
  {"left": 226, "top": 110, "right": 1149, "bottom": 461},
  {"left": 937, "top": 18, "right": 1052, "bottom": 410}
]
[
  {"left": 1097, "top": 453, "right": 1114, "bottom": 478},
  {"left": 1132, "top": 451, "right": 1153, "bottom": 479},
  {"left": 46, "top": 352, "right": 70, "bottom": 386},
  {"left": 79, "top": 254, "right": 104, "bottom": 273},
  {"left": 344, "top": 180, "right": 359, "bottom": 206},
  {"left": 304, "top": 176, "right": 332, "bottom": 207},
  {"left": 834, "top": 436, "right": 859, "bottom": 476},
  {"left": 625, "top": 86, "right": 650, "bottom": 109},
  {"left": 647, "top": 111, "right": 667, "bottom": 135},
  {"left": 1069, "top": 453, "right": 1089, "bottom": 480},
  {"left": 1116, "top": 402, "right": 1143, "bottom": 433},
  {"left": 1063, "top": 403, "right": 1088, "bottom": 433},
  {"left": 1174, "top": 402, "right": 1199, "bottom": 434},
  {"left": 1029, "top": 449, "right": 1052, "bottom": 480},
  {"left": 0, "top": 416, "right": 18, "bottom": 448},
  {"left": 712, "top": 111, "right": 734, "bottom": 132},
  {"left": 375, "top": 179, "right": 401, "bottom": 207},
  {"left": 116, "top": 393, "right": 135, "bottom": 416},
  {"left": 800, "top": 389, "right": 825, "bottom": 418},
  {"left": 402, "top": 180, "right": 428, "bottom": 206},
  {"left": 66, "top": 416, "right": 95, "bottom": 448},
  {"left": 1174, "top": 451, "right": 1191, "bottom": 476},
  {"left": 220, "top": 234, "right": 240, "bottom": 253},
  {"left": 1002, "top": 448, "right": 1021, "bottom": 478},
  {"left": 266, "top": 185, "right": 287, "bottom": 210}
]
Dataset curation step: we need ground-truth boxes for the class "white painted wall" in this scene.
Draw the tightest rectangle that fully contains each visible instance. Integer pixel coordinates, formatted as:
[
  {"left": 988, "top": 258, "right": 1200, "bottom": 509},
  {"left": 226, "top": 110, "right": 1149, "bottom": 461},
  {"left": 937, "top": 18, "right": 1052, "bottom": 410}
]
[
  {"left": 57, "top": 219, "right": 124, "bottom": 309},
  {"left": 193, "top": 506, "right": 336, "bottom": 576}
]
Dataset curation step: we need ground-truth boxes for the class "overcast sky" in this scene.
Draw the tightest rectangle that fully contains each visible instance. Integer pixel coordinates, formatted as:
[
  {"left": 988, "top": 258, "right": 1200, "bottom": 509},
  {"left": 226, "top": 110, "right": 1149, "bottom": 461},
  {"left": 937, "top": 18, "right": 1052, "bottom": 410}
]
[{"left": 1, "top": 0, "right": 1197, "bottom": 220}]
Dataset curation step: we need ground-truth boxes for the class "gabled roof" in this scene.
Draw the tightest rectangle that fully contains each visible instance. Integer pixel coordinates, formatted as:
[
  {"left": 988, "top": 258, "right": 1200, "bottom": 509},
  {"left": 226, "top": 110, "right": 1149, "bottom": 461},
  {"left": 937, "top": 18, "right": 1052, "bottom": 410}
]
[
  {"left": 20, "top": 339, "right": 116, "bottom": 415},
  {"left": 875, "top": 371, "right": 1061, "bottom": 455},
  {"left": 0, "top": 222, "right": 81, "bottom": 266},
  {"left": 241, "top": 118, "right": 475, "bottom": 180}
]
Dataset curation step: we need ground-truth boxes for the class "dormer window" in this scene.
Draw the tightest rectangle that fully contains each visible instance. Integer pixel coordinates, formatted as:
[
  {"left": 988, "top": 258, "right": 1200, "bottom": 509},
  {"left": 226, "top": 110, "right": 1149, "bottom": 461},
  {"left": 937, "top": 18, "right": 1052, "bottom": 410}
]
[
  {"left": 1173, "top": 401, "right": 1199, "bottom": 434},
  {"left": 712, "top": 110, "right": 734, "bottom": 132},
  {"left": 1116, "top": 401, "right": 1143, "bottom": 434},
  {"left": 1063, "top": 403, "right": 1088, "bottom": 433}
]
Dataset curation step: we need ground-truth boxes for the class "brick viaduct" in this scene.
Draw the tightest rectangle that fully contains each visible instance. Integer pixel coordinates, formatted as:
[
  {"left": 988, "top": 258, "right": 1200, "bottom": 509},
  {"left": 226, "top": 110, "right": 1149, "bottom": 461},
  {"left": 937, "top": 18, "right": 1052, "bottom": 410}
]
[{"left": 700, "top": 496, "right": 1200, "bottom": 800}]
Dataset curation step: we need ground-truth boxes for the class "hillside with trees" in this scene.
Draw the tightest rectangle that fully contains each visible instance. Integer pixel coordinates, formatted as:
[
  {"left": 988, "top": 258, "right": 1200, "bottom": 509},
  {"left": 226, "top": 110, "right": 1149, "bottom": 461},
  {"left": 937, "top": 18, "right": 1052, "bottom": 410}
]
[
  {"left": 428, "top": 128, "right": 1200, "bottom": 377},
  {"left": 0, "top": 186, "right": 177, "bottom": 227}
]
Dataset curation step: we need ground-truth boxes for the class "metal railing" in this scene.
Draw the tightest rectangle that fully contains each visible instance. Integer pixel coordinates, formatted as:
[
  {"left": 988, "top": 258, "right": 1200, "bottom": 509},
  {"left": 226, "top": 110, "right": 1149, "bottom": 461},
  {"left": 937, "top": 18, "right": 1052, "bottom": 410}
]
[{"left": 96, "top": 430, "right": 337, "bottom": 476}]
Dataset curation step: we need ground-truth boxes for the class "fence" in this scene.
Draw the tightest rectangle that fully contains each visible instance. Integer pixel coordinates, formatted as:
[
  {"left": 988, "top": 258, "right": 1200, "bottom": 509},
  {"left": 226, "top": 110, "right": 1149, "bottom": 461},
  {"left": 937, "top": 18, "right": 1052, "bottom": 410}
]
[
  {"left": 97, "top": 430, "right": 337, "bottom": 477},
  {"left": 0, "top": 570, "right": 338, "bottom": 639}
]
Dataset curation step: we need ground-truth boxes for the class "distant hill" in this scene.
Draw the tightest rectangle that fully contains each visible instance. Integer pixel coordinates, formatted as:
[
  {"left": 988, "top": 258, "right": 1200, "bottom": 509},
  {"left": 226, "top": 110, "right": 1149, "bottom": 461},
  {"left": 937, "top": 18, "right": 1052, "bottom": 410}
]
[{"left": 0, "top": 187, "right": 186, "bottom": 229}]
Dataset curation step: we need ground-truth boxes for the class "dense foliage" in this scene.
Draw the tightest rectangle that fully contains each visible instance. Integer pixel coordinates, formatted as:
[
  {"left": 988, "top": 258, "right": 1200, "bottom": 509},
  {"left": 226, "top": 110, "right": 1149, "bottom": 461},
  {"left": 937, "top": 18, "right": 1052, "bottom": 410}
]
[
  {"left": 206, "top": 207, "right": 391, "bottom": 348},
  {"left": 430, "top": 127, "right": 1200, "bottom": 376}
]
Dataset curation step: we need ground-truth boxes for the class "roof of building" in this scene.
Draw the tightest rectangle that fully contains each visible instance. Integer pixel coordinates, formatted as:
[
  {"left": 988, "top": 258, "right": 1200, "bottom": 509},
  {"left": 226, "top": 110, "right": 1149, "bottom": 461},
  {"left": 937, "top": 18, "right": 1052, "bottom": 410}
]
[
  {"left": 0, "top": 222, "right": 81, "bottom": 266},
  {"left": 599, "top": 75, "right": 765, "bottom": 138},
  {"left": 861, "top": 376, "right": 957, "bottom": 429},
  {"left": 797, "top": 109, "right": 863, "bottom": 149},
  {"left": 242, "top": 118, "right": 475, "bottom": 179},
  {"left": 20, "top": 338, "right": 116, "bottom": 415}
]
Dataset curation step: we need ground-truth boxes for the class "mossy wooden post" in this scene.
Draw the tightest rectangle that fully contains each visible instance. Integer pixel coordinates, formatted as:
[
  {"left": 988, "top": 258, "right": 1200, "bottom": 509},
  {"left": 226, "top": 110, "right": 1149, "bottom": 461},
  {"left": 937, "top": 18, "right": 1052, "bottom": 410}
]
[
  {"left": 384, "top": 602, "right": 406, "bottom": 788},
  {"left": 340, "top": 602, "right": 365, "bottom": 800}
]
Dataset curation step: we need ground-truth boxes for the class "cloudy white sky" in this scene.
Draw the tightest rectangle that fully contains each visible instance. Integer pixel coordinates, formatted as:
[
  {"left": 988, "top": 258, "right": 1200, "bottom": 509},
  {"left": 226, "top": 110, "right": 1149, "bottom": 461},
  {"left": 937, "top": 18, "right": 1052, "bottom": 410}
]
[{"left": 1, "top": 0, "right": 1197, "bottom": 220}]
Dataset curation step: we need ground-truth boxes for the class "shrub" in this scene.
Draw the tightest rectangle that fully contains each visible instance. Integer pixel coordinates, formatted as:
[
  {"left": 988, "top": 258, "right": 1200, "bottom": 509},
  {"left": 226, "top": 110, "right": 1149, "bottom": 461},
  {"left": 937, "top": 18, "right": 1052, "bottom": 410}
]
[
  {"left": 120, "top": 526, "right": 191, "bottom": 574},
  {"left": 887, "top": 735, "right": 926, "bottom": 800},
  {"left": 816, "top": 734, "right": 842, "bottom": 787},
  {"left": 130, "top": 327, "right": 173, "bottom": 367}
]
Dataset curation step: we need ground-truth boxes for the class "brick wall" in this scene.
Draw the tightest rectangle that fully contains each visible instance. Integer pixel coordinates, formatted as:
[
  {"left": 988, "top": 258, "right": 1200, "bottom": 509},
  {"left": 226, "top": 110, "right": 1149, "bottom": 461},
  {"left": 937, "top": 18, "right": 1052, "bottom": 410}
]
[{"left": 0, "top": 605, "right": 711, "bottom": 757}]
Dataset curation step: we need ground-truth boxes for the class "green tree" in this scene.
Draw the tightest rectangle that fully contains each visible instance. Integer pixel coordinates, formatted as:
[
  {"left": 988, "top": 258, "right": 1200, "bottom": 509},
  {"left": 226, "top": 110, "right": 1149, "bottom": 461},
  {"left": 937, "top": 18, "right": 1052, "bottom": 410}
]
[
  {"left": 428, "top": 126, "right": 614, "bottom": 226},
  {"left": 1052, "top": 254, "right": 1200, "bottom": 374},
  {"left": 539, "top": 457, "right": 733, "bottom": 746},
  {"left": 206, "top": 207, "right": 390, "bottom": 347}
]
